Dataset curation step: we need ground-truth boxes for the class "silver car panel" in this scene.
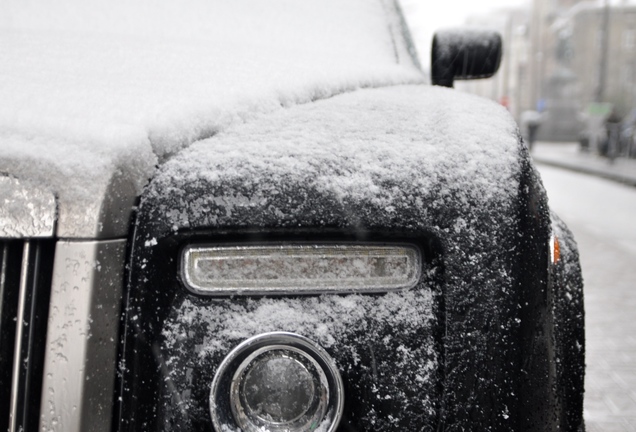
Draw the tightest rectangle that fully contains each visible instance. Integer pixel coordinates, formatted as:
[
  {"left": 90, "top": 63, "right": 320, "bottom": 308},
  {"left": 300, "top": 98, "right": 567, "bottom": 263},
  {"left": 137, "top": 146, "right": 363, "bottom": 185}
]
[{"left": 39, "top": 240, "right": 125, "bottom": 432}]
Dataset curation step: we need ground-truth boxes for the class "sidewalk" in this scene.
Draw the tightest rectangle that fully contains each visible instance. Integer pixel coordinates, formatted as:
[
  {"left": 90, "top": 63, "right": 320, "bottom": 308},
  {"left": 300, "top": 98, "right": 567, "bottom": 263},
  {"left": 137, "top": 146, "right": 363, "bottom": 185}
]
[{"left": 531, "top": 142, "right": 636, "bottom": 187}]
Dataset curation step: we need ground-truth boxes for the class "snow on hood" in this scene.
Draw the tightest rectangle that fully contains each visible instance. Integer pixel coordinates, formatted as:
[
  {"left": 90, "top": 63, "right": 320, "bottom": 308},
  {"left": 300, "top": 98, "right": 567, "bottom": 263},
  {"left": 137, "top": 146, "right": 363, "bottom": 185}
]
[
  {"left": 0, "top": 0, "right": 421, "bottom": 238},
  {"left": 141, "top": 84, "right": 522, "bottom": 235},
  {"left": 0, "top": 126, "right": 155, "bottom": 238}
]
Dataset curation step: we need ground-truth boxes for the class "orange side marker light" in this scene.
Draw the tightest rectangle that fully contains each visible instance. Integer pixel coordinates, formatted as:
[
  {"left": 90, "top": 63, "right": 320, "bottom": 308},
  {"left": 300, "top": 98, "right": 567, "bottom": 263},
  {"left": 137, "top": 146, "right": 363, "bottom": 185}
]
[{"left": 551, "top": 235, "right": 561, "bottom": 264}]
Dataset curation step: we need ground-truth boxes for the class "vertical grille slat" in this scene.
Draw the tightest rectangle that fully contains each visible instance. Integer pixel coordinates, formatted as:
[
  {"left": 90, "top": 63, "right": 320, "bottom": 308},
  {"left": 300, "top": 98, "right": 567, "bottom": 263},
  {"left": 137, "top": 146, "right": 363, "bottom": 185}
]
[
  {"left": 0, "top": 241, "right": 22, "bottom": 432},
  {"left": 21, "top": 242, "right": 55, "bottom": 432},
  {"left": 9, "top": 241, "right": 31, "bottom": 432},
  {"left": 0, "top": 239, "right": 55, "bottom": 432}
]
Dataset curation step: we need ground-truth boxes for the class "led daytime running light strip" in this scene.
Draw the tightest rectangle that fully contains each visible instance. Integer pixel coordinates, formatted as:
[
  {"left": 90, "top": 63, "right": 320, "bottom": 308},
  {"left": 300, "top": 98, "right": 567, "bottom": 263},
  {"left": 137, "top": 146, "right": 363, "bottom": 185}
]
[{"left": 182, "top": 243, "right": 421, "bottom": 296}]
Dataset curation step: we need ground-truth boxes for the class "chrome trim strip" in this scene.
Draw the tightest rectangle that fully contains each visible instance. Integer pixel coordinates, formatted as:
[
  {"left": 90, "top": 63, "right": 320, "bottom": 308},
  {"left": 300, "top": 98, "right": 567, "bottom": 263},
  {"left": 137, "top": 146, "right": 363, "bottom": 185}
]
[
  {"left": 0, "top": 177, "right": 56, "bottom": 238},
  {"left": 39, "top": 240, "right": 126, "bottom": 432},
  {"left": 9, "top": 241, "right": 30, "bottom": 432}
]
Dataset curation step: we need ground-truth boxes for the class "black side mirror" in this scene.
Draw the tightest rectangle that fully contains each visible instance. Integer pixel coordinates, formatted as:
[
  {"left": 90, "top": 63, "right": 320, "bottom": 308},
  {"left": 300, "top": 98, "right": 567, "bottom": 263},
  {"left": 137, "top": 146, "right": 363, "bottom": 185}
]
[{"left": 431, "top": 29, "right": 503, "bottom": 88}]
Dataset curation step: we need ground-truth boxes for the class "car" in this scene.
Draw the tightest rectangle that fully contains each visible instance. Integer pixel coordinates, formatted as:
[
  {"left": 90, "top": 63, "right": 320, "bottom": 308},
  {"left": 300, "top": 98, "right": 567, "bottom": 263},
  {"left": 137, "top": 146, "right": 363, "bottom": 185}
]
[{"left": 0, "top": 0, "right": 584, "bottom": 431}]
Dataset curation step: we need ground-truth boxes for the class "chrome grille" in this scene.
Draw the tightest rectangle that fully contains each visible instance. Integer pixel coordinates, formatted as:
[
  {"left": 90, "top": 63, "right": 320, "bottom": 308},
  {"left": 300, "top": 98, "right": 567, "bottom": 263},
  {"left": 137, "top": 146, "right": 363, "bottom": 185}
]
[{"left": 0, "top": 239, "right": 55, "bottom": 432}]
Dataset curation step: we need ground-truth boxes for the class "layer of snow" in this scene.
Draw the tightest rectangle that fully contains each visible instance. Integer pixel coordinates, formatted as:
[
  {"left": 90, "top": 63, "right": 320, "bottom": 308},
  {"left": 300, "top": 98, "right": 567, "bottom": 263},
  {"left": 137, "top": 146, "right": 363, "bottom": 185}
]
[
  {"left": 0, "top": 175, "right": 56, "bottom": 237},
  {"left": 0, "top": 0, "right": 422, "bottom": 237},
  {"left": 144, "top": 84, "right": 521, "bottom": 232},
  {"left": 0, "top": 126, "right": 156, "bottom": 237}
]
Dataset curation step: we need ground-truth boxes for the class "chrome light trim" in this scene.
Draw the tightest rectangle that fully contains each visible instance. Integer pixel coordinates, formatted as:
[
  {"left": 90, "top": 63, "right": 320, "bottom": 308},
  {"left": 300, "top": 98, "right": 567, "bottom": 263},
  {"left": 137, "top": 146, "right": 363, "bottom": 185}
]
[
  {"left": 182, "top": 243, "right": 421, "bottom": 296},
  {"left": 210, "top": 332, "right": 344, "bottom": 432}
]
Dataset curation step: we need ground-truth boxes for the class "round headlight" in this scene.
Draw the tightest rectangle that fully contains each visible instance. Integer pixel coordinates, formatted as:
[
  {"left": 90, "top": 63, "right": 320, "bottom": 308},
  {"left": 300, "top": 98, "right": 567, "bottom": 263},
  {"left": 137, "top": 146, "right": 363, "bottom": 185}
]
[
  {"left": 231, "top": 346, "right": 328, "bottom": 431},
  {"left": 210, "top": 332, "right": 343, "bottom": 432}
]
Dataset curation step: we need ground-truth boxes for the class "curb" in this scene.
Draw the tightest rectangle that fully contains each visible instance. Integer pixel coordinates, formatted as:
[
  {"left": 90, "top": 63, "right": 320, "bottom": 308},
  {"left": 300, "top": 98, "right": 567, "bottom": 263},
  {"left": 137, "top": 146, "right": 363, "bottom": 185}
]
[{"left": 532, "top": 156, "right": 636, "bottom": 188}]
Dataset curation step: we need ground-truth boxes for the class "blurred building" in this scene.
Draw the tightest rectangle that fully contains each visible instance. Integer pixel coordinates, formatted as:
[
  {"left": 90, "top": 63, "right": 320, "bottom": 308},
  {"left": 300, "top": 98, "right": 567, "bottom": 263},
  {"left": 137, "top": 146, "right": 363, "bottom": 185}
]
[
  {"left": 529, "top": 0, "right": 587, "bottom": 141},
  {"left": 565, "top": 3, "right": 636, "bottom": 116},
  {"left": 456, "top": 0, "right": 636, "bottom": 142},
  {"left": 542, "top": 1, "right": 636, "bottom": 140}
]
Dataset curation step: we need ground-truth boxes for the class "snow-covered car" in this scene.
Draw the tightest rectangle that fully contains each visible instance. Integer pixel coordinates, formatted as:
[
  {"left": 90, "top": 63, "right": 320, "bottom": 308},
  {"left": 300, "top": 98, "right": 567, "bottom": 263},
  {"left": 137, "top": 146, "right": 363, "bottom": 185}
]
[{"left": 0, "top": 0, "right": 584, "bottom": 431}]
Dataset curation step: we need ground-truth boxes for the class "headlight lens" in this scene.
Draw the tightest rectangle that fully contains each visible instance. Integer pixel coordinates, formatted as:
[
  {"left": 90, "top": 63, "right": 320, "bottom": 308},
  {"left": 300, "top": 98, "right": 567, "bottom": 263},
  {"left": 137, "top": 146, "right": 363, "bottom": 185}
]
[
  {"left": 231, "top": 346, "right": 328, "bottom": 431},
  {"left": 210, "top": 332, "right": 344, "bottom": 432},
  {"left": 182, "top": 243, "right": 421, "bottom": 295}
]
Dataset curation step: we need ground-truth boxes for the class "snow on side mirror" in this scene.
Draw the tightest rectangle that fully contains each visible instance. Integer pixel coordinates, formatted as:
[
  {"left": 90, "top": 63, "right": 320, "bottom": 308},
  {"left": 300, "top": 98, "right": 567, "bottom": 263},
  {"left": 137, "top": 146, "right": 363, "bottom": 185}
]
[{"left": 431, "top": 29, "right": 503, "bottom": 88}]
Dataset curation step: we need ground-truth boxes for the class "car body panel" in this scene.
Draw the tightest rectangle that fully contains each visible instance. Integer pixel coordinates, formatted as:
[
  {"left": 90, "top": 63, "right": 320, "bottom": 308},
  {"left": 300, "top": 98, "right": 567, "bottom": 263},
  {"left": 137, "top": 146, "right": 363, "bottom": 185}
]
[{"left": 39, "top": 240, "right": 125, "bottom": 432}]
